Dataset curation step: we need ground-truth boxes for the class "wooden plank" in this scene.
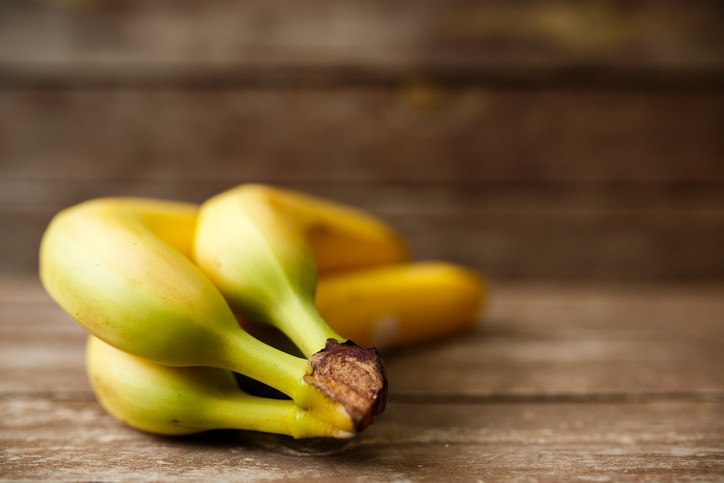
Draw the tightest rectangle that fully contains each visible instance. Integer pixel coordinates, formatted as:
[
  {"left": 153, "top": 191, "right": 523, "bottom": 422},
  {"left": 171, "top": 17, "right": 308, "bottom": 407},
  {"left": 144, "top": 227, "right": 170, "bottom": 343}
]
[
  {"left": 2, "top": 281, "right": 723, "bottom": 480},
  {"left": 3, "top": 206, "right": 717, "bottom": 282},
  {"left": 2, "top": 280, "right": 722, "bottom": 396},
  {"left": 4, "top": 176, "right": 724, "bottom": 217},
  {"left": 1, "top": 88, "right": 722, "bottom": 183},
  {"left": 0, "top": 305, "right": 88, "bottom": 393},
  {"left": 388, "top": 310, "right": 724, "bottom": 397},
  {"left": 388, "top": 284, "right": 724, "bottom": 396},
  {"left": 392, "top": 209, "right": 724, "bottom": 283},
  {"left": 1, "top": 0, "right": 722, "bottom": 86},
  {"left": 2, "top": 181, "right": 722, "bottom": 280},
  {"left": 1, "top": 396, "right": 722, "bottom": 481},
  {"left": 2, "top": 86, "right": 720, "bottom": 282}
]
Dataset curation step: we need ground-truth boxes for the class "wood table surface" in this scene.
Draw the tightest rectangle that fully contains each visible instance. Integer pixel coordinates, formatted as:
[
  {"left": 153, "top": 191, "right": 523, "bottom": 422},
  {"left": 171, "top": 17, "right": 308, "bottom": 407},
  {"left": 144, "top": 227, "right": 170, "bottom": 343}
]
[{"left": 1, "top": 277, "right": 722, "bottom": 481}]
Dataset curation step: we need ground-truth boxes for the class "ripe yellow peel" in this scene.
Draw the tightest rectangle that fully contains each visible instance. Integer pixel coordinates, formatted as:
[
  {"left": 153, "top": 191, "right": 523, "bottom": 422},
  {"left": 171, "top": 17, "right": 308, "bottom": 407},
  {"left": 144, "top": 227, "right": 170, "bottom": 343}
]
[
  {"left": 315, "top": 262, "right": 487, "bottom": 350},
  {"left": 260, "top": 185, "right": 409, "bottom": 273},
  {"left": 191, "top": 183, "right": 410, "bottom": 355}
]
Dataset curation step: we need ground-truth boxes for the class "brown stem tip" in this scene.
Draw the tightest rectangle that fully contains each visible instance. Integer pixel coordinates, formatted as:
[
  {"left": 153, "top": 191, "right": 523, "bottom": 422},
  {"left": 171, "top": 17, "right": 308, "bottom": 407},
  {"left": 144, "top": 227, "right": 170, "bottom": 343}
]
[{"left": 305, "top": 339, "right": 388, "bottom": 432}]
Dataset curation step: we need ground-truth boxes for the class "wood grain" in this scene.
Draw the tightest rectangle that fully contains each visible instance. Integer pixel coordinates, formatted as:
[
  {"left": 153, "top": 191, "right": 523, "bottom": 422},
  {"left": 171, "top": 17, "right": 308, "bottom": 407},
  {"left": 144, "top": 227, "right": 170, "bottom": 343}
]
[
  {"left": 1, "top": 280, "right": 722, "bottom": 481},
  {"left": 1, "top": 88, "right": 722, "bottom": 280},
  {"left": 1, "top": 396, "right": 722, "bottom": 482},
  {"left": 1, "top": 1, "right": 722, "bottom": 283},
  {"left": 2, "top": 1, "right": 723, "bottom": 479},
  {"left": 2, "top": 89, "right": 722, "bottom": 183},
  {"left": 1, "top": 0, "right": 722, "bottom": 87}
]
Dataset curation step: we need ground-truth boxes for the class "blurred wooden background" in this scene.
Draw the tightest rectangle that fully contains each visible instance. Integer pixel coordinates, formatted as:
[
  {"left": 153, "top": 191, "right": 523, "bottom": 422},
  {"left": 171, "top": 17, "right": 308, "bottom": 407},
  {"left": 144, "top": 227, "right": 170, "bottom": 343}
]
[{"left": 1, "top": 0, "right": 723, "bottom": 283}]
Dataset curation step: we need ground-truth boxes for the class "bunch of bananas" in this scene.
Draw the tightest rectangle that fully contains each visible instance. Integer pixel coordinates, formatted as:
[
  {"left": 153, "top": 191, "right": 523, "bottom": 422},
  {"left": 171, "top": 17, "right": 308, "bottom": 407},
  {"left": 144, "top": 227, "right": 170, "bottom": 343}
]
[{"left": 39, "top": 184, "right": 486, "bottom": 439}]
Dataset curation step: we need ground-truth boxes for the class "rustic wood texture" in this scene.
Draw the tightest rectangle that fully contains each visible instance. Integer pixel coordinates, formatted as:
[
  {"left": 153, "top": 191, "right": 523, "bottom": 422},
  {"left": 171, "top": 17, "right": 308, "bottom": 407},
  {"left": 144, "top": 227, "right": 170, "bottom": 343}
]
[
  {"left": 1, "top": 0, "right": 723, "bottom": 283},
  {"left": 1, "top": 0, "right": 723, "bottom": 86},
  {"left": 1, "top": 1, "right": 723, "bottom": 480},
  {"left": 1, "top": 279, "right": 723, "bottom": 481},
  {"left": 1, "top": 88, "right": 723, "bottom": 280}
]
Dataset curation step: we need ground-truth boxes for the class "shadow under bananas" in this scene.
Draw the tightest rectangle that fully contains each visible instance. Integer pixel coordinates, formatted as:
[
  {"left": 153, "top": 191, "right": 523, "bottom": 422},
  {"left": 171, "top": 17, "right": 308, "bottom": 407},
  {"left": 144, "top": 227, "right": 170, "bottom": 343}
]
[{"left": 148, "top": 429, "right": 359, "bottom": 457}]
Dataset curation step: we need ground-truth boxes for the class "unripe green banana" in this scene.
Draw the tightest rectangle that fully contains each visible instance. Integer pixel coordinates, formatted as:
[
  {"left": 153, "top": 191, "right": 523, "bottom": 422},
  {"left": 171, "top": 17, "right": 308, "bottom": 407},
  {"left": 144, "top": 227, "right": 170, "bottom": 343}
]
[
  {"left": 193, "top": 184, "right": 388, "bottom": 428},
  {"left": 86, "top": 335, "right": 353, "bottom": 438},
  {"left": 194, "top": 185, "right": 338, "bottom": 356},
  {"left": 39, "top": 197, "right": 360, "bottom": 434}
]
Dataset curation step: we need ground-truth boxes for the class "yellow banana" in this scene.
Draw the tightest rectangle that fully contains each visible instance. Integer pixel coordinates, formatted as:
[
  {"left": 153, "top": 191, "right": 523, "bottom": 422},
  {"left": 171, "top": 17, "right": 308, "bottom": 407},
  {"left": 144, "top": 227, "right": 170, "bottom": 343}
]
[
  {"left": 38, "top": 197, "right": 361, "bottom": 434},
  {"left": 39, "top": 185, "right": 485, "bottom": 438},
  {"left": 193, "top": 184, "right": 389, "bottom": 428},
  {"left": 235, "top": 262, "right": 486, "bottom": 356},
  {"left": 86, "top": 336, "right": 353, "bottom": 438},
  {"left": 193, "top": 184, "right": 407, "bottom": 354},
  {"left": 315, "top": 262, "right": 486, "bottom": 350},
  {"left": 194, "top": 184, "right": 338, "bottom": 356}
]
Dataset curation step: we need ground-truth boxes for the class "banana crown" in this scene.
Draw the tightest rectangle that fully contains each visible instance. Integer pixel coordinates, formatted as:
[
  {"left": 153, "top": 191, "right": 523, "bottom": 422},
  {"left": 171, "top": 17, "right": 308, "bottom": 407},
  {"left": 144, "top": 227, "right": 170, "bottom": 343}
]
[{"left": 193, "top": 184, "right": 389, "bottom": 429}]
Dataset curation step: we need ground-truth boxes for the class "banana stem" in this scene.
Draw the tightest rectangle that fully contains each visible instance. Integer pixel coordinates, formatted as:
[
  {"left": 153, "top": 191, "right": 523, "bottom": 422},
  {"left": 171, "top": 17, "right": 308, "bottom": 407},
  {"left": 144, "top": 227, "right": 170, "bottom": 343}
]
[
  {"left": 272, "top": 297, "right": 343, "bottom": 358},
  {"left": 219, "top": 330, "right": 358, "bottom": 433},
  {"left": 219, "top": 330, "right": 309, "bottom": 399},
  {"left": 218, "top": 315, "right": 384, "bottom": 435},
  {"left": 207, "top": 394, "right": 354, "bottom": 439}
]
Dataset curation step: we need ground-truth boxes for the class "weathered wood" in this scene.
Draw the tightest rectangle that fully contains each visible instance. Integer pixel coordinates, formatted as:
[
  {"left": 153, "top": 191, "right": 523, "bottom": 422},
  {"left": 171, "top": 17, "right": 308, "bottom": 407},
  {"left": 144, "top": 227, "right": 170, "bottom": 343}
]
[
  {"left": 2, "top": 183, "right": 723, "bottom": 280},
  {"left": 2, "top": 279, "right": 723, "bottom": 397},
  {"left": 389, "top": 284, "right": 724, "bottom": 396},
  {"left": 1, "top": 280, "right": 723, "bottom": 481},
  {"left": 1, "top": 89, "right": 722, "bottom": 183},
  {"left": 2, "top": 0, "right": 722, "bottom": 478},
  {"left": 1, "top": 0, "right": 722, "bottom": 87},
  {"left": 1, "top": 87, "right": 722, "bottom": 280},
  {"left": 1, "top": 396, "right": 722, "bottom": 482}
]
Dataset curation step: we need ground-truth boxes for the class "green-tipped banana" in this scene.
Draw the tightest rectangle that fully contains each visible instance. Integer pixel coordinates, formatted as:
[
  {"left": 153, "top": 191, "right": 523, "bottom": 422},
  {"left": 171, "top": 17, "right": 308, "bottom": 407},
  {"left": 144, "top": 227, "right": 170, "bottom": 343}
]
[
  {"left": 193, "top": 184, "right": 399, "bottom": 353},
  {"left": 194, "top": 185, "right": 341, "bottom": 356},
  {"left": 39, "top": 197, "right": 358, "bottom": 434},
  {"left": 194, "top": 185, "right": 389, "bottom": 427},
  {"left": 86, "top": 336, "right": 353, "bottom": 438}
]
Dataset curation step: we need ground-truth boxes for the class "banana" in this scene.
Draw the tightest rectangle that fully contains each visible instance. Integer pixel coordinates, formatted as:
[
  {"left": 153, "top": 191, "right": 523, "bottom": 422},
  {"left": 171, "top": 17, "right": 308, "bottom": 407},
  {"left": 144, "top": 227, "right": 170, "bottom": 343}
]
[
  {"left": 86, "top": 335, "right": 353, "bottom": 438},
  {"left": 239, "top": 262, "right": 486, "bottom": 353},
  {"left": 315, "top": 262, "right": 486, "bottom": 350},
  {"left": 193, "top": 184, "right": 407, "bottom": 355},
  {"left": 193, "top": 184, "right": 389, "bottom": 428},
  {"left": 40, "top": 185, "right": 484, "bottom": 439},
  {"left": 38, "top": 196, "right": 361, "bottom": 434},
  {"left": 193, "top": 184, "right": 337, "bottom": 356}
]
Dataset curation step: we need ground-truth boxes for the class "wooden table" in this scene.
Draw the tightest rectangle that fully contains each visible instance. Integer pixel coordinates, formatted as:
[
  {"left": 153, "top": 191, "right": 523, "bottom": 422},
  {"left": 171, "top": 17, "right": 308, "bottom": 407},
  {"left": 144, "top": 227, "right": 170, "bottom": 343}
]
[{"left": 2, "top": 277, "right": 722, "bottom": 481}]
